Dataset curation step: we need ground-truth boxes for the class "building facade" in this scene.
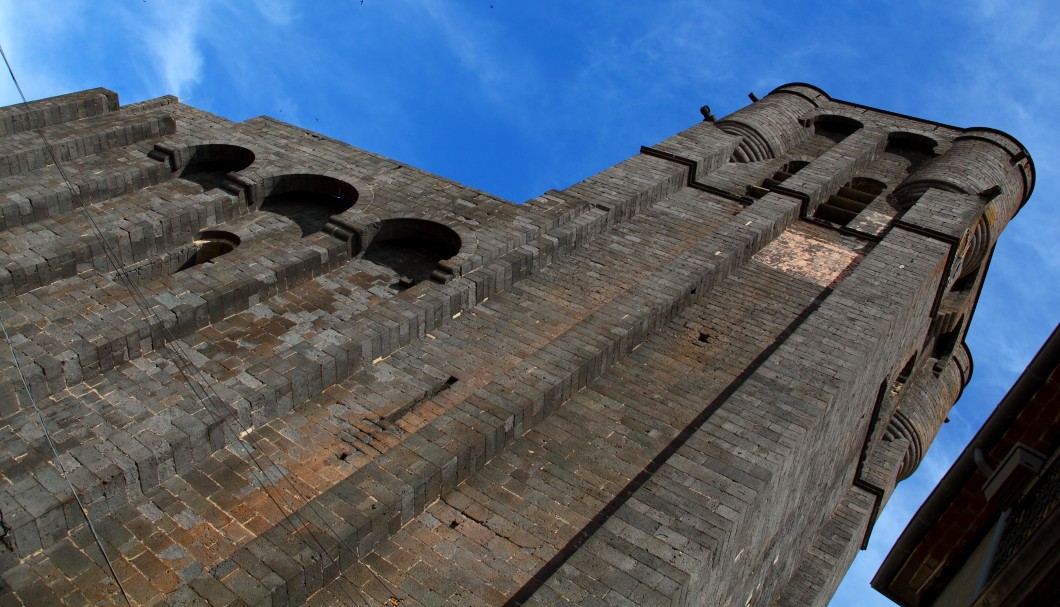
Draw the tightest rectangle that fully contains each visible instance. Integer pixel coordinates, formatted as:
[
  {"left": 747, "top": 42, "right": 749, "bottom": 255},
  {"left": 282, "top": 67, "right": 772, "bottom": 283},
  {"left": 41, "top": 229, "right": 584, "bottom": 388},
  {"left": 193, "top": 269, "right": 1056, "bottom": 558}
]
[
  {"left": 873, "top": 323, "right": 1060, "bottom": 606},
  {"left": 0, "top": 84, "right": 1033, "bottom": 605}
]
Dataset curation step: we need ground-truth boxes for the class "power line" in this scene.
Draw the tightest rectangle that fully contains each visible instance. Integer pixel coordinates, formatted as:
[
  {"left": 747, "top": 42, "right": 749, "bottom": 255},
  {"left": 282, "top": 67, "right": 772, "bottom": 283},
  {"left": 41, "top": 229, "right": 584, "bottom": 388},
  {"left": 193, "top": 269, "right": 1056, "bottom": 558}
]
[{"left": 0, "top": 40, "right": 133, "bottom": 607}]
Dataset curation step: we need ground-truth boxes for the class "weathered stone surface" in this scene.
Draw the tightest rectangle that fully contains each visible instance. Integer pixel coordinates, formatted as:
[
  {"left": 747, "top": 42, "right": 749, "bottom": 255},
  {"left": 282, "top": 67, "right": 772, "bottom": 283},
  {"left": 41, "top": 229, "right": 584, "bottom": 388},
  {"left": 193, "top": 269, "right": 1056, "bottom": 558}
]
[{"left": 0, "top": 84, "right": 1033, "bottom": 606}]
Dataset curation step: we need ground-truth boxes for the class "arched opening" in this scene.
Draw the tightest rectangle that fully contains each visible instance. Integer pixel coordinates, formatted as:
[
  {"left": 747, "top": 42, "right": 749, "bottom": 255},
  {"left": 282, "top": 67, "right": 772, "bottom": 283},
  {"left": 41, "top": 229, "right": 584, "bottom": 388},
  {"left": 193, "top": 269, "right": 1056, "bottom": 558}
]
[
  {"left": 258, "top": 174, "right": 358, "bottom": 238},
  {"left": 260, "top": 192, "right": 354, "bottom": 237},
  {"left": 885, "top": 132, "right": 938, "bottom": 164},
  {"left": 178, "top": 230, "right": 240, "bottom": 272},
  {"left": 362, "top": 218, "right": 461, "bottom": 291},
  {"left": 814, "top": 115, "right": 862, "bottom": 142},
  {"left": 177, "top": 144, "right": 255, "bottom": 191},
  {"left": 932, "top": 319, "right": 964, "bottom": 376}
]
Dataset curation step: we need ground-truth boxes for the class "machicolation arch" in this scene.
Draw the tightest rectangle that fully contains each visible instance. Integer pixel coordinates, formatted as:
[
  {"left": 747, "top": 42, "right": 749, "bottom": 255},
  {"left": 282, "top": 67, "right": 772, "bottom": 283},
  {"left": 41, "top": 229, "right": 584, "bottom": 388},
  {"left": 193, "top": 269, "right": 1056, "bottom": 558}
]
[
  {"left": 158, "top": 142, "right": 256, "bottom": 191},
  {"left": 177, "top": 230, "right": 241, "bottom": 272},
  {"left": 813, "top": 114, "right": 863, "bottom": 141},
  {"left": 257, "top": 173, "right": 359, "bottom": 237},
  {"left": 361, "top": 218, "right": 462, "bottom": 290}
]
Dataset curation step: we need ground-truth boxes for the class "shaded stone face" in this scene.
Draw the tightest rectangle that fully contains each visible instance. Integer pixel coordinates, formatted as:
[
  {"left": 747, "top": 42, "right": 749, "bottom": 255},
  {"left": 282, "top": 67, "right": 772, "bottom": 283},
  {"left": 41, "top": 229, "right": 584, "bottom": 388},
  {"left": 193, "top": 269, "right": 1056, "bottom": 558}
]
[{"left": 0, "top": 84, "right": 1031, "bottom": 606}]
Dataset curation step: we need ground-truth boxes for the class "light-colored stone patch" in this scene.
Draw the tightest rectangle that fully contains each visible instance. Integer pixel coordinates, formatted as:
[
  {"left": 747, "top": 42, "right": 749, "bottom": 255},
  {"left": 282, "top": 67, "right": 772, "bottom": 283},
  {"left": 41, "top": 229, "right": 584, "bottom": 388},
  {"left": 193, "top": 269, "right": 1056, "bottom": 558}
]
[
  {"left": 848, "top": 210, "right": 891, "bottom": 237},
  {"left": 753, "top": 229, "right": 861, "bottom": 287}
]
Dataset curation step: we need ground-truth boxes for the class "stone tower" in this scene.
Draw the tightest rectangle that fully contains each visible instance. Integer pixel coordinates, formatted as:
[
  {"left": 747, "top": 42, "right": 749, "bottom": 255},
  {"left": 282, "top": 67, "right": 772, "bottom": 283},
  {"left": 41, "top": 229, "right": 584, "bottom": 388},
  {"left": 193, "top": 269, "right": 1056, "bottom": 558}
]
[{"left": 0, "top": 84, "right": 1033, "bottom": 606}]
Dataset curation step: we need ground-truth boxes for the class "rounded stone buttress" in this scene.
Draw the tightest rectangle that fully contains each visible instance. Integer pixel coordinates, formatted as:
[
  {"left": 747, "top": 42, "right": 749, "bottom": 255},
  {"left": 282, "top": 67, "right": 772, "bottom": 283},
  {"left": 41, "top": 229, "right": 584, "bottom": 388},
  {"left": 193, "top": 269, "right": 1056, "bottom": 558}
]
[
  {"left": 715, "top": 84, "right": 829, "bottom": 162},
  {"left": 894, "top": 128, "right": 1033, "bottom": 280},
  {"left": 886, "top": 344, "right": 972, "bottom": 480},
  {"left": 894, "top": 128, "right": 1032, "bottom": 210}
]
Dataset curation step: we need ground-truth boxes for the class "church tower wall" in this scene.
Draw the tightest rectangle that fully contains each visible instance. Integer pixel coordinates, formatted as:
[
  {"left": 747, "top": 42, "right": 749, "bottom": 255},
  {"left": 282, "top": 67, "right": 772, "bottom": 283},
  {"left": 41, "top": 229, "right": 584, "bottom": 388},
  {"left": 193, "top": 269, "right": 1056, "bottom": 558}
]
[{"left": 0, "top": 84, "right": 1032, "bottom": 606}]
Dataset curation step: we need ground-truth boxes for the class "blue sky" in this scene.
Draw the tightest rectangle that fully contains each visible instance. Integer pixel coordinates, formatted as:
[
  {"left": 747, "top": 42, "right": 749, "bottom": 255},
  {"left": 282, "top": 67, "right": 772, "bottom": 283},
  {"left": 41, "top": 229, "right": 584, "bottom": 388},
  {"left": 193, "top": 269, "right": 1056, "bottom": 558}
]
[{"left": 1, "top": 2, "right": 1057, "bottom": 605}]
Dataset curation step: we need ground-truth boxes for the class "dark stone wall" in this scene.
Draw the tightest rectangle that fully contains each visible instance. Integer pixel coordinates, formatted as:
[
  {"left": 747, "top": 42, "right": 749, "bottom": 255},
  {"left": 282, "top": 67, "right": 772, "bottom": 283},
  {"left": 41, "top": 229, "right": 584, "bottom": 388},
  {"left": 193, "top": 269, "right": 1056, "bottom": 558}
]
[{"left": 0, "top": 84, "right": 1031, "bottom": 606}]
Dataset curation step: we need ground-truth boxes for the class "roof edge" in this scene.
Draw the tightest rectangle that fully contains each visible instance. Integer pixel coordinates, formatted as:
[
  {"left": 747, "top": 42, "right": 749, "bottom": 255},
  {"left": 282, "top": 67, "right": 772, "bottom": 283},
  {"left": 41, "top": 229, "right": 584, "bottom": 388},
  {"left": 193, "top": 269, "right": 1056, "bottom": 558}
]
[{"left": 872, "top": 322, "right": 1060, "bottom": 604}]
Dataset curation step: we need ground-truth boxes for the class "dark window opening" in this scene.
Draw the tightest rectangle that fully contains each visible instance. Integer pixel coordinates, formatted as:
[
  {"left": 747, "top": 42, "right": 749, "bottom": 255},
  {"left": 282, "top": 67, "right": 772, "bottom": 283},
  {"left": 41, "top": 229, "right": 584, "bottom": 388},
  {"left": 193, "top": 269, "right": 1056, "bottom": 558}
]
[
  {"left": 885, "top": 132, "right": 938, "bottom": 165},
  {"left": 898, "top": 355, "right": 917, "bottom": 383},
  {"left": 179, "top": 160, "right": 242, "bottom": 191},
  {"left": 889, "top": 354, "right": 918, "bottom": 400},
  {"left": 260, "top": 191, "right": 354, "bottom": 237},
  {"left": 177, "top": 145, "right": 254, "bottom": 192},
  {"left": 814, "top": 115, "right": 862, "bottom": 142},
  {"left": 368, "top": 240, "right": 445, "bottom": 291},
  {"left": 178, "top": 231, "right": 240, "bottom": 272},
  {"left": 950, "top": 270, "right": 978, "bottom": 295},
  {"left": 932, "top": 324, "right": 962, "bottom": 376},
  {"left": 362, "top": 218, "right": 462, "bottom": 291}
]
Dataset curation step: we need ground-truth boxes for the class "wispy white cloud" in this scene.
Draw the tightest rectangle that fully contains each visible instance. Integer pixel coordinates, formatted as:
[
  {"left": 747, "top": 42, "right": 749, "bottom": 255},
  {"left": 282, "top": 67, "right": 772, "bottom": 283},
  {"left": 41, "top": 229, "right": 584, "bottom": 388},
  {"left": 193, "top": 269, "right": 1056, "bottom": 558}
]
[
  {"left": 1, "top": 5, "right": 1056, "bottom": 607},
  {"left": 565, "top": 2, "right": 759, "bottom": 111},
  {"left": 133, "top": 1, "right": 207, "bottom": 100},
  {"left": 410, "top": 0, "right": 545, "bottom": 112},
  {"left": 254, "top": 0, "right": 299, "bottom": 26},
  {"left": 826, "top": 4, "right": 1060, "bottom": 605},
  {"left": 0, "top": 2, "right": 86, "bottom": 103}
]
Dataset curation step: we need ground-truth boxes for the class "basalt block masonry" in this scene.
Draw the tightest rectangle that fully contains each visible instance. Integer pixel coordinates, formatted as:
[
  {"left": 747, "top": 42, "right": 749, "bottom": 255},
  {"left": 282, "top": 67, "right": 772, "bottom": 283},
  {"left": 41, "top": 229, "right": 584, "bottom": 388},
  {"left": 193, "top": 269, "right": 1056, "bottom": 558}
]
[{"left": 0, "top": 84, "right": 1034, "bottom": 606}]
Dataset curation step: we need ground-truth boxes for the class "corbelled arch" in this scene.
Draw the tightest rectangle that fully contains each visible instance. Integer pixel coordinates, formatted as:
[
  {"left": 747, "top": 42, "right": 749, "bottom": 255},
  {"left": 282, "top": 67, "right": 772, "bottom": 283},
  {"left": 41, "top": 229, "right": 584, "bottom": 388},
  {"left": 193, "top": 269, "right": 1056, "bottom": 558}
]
[
  {"left": 242, "top": 171, "right": 364, "bottom": 238},
  {"left": 358, "top": 217, "right": 472, "bottom": 289}
]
